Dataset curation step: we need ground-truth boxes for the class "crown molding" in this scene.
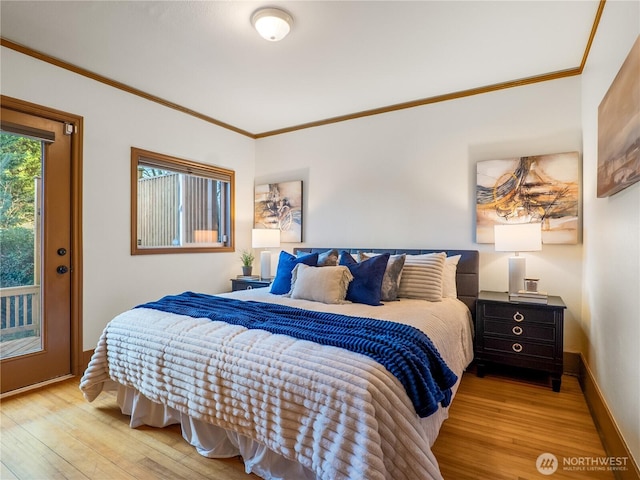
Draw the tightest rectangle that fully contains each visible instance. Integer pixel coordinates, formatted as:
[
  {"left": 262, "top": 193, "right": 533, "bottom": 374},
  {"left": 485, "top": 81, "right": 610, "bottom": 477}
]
[
  {"left": 0, "top": 37, "right": 255, "bottom": 139},
  {"left": 254, "top": 67, "right": 583, "bottom": 138},
  {"left": 0, "top": 1, "right": 605, "bottom": 138}
]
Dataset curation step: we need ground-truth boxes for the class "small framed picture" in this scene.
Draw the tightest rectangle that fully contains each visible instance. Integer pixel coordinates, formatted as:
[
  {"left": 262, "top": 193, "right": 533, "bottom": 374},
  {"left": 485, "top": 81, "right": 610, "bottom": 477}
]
[
  {"left": 254, "top": 181, "right": 303, "bottom": 242},
  {"left": 524, "top": 278, "right": 539, "bottom": 293}
]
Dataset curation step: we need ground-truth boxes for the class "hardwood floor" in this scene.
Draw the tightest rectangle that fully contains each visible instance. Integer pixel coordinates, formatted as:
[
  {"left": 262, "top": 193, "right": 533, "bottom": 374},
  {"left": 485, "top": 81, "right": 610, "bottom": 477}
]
[
  {"left": 1, "top": 379, "right": 258, "bottom": 480},
  {"left": 432, "top": 369, "right": 614, "bottom": 479},
  {"left": 0, "top": 372, "right": 613, "bottom": 479}
]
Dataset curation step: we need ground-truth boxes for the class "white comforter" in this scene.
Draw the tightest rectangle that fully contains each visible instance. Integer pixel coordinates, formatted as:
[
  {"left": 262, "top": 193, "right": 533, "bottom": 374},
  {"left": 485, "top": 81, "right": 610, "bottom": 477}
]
[{"left": 80, "top": 289, "right": 474, "bottom": 480}]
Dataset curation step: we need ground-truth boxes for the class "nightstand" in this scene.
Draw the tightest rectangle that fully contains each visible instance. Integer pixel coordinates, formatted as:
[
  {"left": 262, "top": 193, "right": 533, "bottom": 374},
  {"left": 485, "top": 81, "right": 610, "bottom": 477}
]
[
  {"left": 475, "top": 290, "right": 566, "bottom": 392},
  {"left": 231, "top": 277, "right": 272, "bottom": 291}
]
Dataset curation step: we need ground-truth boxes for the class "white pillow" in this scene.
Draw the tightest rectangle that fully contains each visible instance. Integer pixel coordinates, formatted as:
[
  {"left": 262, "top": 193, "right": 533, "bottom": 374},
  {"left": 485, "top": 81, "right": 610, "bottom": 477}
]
[
  {"left": 289, "top": 264, "right": 353, "bottom": 304},
  {"left": 397, "top": 252, "right": 446, "bottom": 301},
  {"left": 443, "top": 255, "right": 462, "bottom": 298}
]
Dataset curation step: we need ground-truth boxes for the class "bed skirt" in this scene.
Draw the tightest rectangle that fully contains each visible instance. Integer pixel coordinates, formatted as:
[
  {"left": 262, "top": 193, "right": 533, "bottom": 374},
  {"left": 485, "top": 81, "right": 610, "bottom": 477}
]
[
  {"left": 111, "top": 378, "right": 458, "bottom": 480},
  {"left": 114, "top": 380, "right": 316, "bottom": 479}
]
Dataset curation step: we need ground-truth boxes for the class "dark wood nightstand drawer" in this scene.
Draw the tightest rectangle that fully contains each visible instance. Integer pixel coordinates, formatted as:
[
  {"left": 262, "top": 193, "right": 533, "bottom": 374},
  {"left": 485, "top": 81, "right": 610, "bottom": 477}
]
[
  {"left": 481, "top": 303, "right": 557, "bottom": 324},
  {"left": 483, "top": 319, "right": 556, "bottom": 342},
  {"left": 231, "top": 278, "right": 272, "bottom": 291},
  {"left": 484, "top": 337, "right": 555, "bottom": 360}
]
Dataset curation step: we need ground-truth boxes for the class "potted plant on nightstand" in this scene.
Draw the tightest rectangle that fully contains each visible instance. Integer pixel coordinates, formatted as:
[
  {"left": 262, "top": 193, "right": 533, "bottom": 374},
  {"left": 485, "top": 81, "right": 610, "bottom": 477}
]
[{"left": 240, "top": 250, "right": 255, "bottom": 276}]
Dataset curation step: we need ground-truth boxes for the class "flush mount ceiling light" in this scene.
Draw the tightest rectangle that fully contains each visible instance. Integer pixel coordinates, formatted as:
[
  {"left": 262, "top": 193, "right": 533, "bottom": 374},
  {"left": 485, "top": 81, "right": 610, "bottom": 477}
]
[{"left": 251, "top": 7, "right": 293, "bottom": 42}]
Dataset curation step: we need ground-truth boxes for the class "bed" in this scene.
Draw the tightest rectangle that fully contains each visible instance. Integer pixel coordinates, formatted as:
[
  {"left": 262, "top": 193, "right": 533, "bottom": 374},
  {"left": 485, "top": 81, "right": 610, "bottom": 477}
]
[{"left": 80, "top": 248, "right": 479, "bottom": 480}]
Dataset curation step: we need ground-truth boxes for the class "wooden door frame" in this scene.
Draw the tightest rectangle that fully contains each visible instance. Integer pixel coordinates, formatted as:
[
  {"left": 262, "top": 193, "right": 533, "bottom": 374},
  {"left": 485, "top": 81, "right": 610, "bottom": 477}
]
[{"left": 1, "top": 95, "right": 84, "bottom": 378}]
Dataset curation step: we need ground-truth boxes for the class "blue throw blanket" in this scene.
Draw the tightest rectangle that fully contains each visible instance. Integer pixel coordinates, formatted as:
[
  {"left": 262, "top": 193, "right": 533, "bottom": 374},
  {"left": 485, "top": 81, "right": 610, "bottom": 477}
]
[{"left": 136, "top": 292, "right": 458, "bottom": 417}]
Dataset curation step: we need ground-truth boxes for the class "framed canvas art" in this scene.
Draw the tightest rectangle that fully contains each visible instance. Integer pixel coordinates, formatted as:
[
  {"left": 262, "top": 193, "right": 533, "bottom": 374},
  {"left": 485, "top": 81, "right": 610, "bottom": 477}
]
[
  {"left": 254, "top": 181, "right": 303, "bottom": 242},
  {"left": 476, "top": 152, "right": 580, "bottom": 244},
  {"left": 597, "top": 35, "right": 640, "bottom": 198}
]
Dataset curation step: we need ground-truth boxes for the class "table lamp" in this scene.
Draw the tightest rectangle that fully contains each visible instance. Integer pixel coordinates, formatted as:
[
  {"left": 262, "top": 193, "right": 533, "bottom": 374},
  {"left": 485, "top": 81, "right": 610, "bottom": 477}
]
[
  {"left": 252, "top": 228, "right": 281, "bottom": 280},
  {"left": 494, "top": 223, "right": 542, "bottom": 294}
]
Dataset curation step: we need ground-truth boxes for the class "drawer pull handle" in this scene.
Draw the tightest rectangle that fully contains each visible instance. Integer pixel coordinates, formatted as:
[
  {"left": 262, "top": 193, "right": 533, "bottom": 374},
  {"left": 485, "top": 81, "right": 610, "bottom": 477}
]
[
  {"left": 512, "top": 343, "right": 523, "bottom": 353},
  {"left": 246, "top": 285, "right": 253, "bottom": 290},
  {"left": 512, "top": 326, "right": 523, "bottom": 335},
  {"left": 513, "top": 312, "right": 524, "bottom": 322}
]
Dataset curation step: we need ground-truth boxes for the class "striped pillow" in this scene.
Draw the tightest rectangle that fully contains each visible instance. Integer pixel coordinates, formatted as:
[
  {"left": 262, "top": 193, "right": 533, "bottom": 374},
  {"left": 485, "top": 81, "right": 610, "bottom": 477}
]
[{"left": 397, "top": 252, "right": 447, "bottom": 301}]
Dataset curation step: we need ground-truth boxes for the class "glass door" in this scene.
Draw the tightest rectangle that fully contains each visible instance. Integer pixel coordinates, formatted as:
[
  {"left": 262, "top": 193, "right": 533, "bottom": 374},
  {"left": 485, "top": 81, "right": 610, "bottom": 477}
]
[
  {"left": 0, "top": 132, "right": 43, "bottom": 359},
  {"left": 0, "top": 106, "right": 72, "bottom": 392}
]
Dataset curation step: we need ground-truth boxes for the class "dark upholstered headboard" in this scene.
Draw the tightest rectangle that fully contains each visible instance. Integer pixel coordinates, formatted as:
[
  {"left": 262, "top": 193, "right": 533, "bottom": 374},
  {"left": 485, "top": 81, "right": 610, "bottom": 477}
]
[{"left": 293, "top": 248, "right": 480, "bottom": 319}]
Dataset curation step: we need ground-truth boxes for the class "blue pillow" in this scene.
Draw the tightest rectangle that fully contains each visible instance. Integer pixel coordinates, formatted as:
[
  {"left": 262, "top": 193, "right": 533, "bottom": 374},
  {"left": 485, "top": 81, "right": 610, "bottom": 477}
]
[
  {"left": 270, "top": 251, "right": 319, "bottom": 295},
  {"left": 339, "top": 252, "right": 390, "bottom": 306}
]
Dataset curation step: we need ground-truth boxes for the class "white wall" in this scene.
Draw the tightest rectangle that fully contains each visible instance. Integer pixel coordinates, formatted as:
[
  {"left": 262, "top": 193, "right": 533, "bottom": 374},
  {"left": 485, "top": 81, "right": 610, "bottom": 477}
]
[
  {"left": 255, "top": 77, "right": 585, "bottom": 352},
  {"left": 1, "top": 48, "right": 256, "bottom": 349},
  {"left": 581, "top": 0, "right": 640, "bottom": 465}
]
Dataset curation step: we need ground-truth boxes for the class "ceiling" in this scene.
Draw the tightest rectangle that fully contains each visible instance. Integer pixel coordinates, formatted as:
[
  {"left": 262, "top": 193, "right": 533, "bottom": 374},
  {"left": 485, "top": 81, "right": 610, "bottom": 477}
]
[{"left": 1, "top": 1, "right": 601, "bottom": 137}]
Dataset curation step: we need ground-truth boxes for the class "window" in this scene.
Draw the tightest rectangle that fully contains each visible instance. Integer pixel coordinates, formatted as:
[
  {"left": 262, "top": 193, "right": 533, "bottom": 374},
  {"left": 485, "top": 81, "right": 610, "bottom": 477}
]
[{"left": 131, "top": 147, "right": 234, "bottom": 254}]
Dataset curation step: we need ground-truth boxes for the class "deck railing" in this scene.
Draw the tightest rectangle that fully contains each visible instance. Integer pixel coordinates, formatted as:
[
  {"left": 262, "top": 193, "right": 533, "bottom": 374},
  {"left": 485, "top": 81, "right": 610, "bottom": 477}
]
[{"left": 0, "top": 285, "right": 41, "bottom": 337}]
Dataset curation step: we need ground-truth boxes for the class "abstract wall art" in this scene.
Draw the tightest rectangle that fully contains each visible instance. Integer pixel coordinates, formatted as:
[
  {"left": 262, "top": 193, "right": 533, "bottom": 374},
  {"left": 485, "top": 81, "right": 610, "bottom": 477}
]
[
  {"left": 254, "top": 180, "right": 303, "bottom": 242},
  {"left": 597, "top": 35, "right": 640, "bottom": 198},
  {"left": 476, "top": 152, "right": 580, "bottom": 244}
]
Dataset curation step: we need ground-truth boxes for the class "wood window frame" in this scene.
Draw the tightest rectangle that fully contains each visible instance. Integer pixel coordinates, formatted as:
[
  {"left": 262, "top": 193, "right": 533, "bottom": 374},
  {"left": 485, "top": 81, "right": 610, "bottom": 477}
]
[{"left": 130, "top": 147, "right": 235, "bottom": 255}]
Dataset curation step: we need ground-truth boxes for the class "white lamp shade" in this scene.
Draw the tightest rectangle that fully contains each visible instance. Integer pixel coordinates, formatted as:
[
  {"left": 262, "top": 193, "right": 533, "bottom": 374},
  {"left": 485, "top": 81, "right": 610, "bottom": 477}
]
[
  {"left": 494, "top": 223, "right": 542, "bottom": 253},
  {"left": 252, "top": 228, "right": 281, "bottom": 248},
  {"left": 252, "top": 8, "right": 293, "bottom": 42}
]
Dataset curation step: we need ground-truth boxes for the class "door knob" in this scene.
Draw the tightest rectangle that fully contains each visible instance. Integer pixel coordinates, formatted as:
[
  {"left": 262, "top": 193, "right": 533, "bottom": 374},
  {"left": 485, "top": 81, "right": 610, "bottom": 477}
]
[
  {"left": 56, "top": 265, "right": 69, "bottom": 274},
  {"left": 57, "top": 248, "right": 67, "bottom": 256}
]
